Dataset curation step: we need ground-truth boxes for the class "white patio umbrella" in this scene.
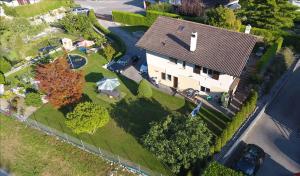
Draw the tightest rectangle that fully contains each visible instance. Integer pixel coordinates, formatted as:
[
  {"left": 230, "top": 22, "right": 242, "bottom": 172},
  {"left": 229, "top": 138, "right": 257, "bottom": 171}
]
[{"left": 96, "top": 78, "right": 120, "bottom": 91}]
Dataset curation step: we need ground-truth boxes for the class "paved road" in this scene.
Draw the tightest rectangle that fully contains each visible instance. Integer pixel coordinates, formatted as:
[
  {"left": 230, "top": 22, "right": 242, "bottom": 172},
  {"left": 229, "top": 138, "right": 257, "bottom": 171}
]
[
  {"left": 97, "top": 19, "right": 145, "bottom": 82},
  {"left": 75, "top": 0, "right": 144, "bottom": 15},
  {"left": 244, "top": 67, "right": 300, "bottom": 175}
]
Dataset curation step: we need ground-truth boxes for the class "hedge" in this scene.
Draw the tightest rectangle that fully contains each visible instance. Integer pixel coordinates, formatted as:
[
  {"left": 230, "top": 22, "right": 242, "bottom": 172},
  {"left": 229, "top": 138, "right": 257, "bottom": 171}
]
[
  {"left": 25, "top": 92, "right": 42, "bottom": 107},
  {"left": 256, "top": 37, "right": 283, "bottom": 73},
  {"left": 112, "top": 11, "right": 147, "bottom": 26},
  {"left": 0, "top": 72, "right": 5, "bottom": 84},
  {"left": 89, "top": 10, "right": 126, "bottom": 58},
  {"left": 213, "top": 91, "right": 258, "bottom": 153},
  {"left": 112, "top": 10, "right": 180, "bottom": 27},
  {"left": 0, "top": 58, "right": 12, "bottom": 74},
  {"left": 202, "top": 161, "right": 243, "bottom": 176}
]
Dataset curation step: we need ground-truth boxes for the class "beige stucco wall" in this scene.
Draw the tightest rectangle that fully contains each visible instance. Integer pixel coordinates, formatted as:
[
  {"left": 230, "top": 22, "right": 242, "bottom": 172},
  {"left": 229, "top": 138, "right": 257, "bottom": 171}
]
[{"left": 146, "top": 51, "right": 236, "bottom": 95}]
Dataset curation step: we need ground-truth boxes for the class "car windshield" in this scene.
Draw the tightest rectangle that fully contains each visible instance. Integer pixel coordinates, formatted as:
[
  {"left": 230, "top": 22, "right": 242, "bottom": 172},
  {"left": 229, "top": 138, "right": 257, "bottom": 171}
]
[{"left": 237, "top": 158, "right": 255, "bottom": 175}]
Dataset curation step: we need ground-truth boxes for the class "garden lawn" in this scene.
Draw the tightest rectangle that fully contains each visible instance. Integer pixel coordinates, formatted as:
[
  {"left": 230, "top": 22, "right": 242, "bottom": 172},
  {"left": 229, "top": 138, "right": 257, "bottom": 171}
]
[
  {"left": 14, "top": 0, "right": 72, "bottom": 17},
  {"left": 30, "top": 52, "right": 185, "bottom": 174},
  {"left": 13, "top": 51, "right": 230, "bottom": 174},
  {"left": 0, "top": 115, "right": 134, "bottom": 176}
]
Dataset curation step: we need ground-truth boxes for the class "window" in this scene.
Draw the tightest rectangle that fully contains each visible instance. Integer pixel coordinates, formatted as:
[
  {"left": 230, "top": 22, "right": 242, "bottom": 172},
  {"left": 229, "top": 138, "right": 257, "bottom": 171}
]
[
  {"left": 169, "top": 57, "right": 177, "bottom": 64},
  {"left": 161, "top": 73, "right": 166, "bottom": 80},
  {"left": 203, "top": 67, "right": 208, "bottom": 74},
  {"left": 201, "top": 86, "right": 210, "bottom": 93},
  {"left": 167, "top": 74, "right": 172, "bottom": 81},
  {"left": 208, "top": 69, "right": 213, "bottom": 75},
  {"left": 212, "top": 71, "right": 219, "bottom": 80},
  {"left": 193, "top": 65, "right": 201, "bottom": 74},
  {"left": 182, "top": 61, "right": 186, "bottom": 69}
]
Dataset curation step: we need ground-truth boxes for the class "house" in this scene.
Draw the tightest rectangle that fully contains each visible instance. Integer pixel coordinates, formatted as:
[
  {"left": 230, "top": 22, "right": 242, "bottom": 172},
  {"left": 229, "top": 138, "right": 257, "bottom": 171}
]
[
  {"left": 136, "top": 16, "right": 257, "bottom": 97},
  {"left": 0, "top": 0, "right": 40, "bottom": 7}
]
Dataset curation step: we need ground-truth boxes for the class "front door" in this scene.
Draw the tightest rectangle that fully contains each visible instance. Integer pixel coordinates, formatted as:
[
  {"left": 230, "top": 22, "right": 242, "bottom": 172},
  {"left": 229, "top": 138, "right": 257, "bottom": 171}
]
[{"left": 173, "top": 76, "right": 178, "bottom": 88}]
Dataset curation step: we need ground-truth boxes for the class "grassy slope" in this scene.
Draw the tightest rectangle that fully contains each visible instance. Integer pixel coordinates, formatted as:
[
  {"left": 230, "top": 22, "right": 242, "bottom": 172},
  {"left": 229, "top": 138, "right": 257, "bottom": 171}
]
[
  {"left": 0, "top": 115, "right": 134, "bottom": 176},
  {"left": 15, "top": 0, "right": 71, "bottom": 17}
]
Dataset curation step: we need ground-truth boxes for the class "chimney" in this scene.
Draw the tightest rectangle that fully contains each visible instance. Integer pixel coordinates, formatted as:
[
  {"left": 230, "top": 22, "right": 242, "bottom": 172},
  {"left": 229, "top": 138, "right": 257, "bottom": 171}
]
[
  {"left": 190, "top": 32, "right": 197, "bottom": 52},
  {"left": 245, "top": 24, "right": 252, "bottom": 34}
]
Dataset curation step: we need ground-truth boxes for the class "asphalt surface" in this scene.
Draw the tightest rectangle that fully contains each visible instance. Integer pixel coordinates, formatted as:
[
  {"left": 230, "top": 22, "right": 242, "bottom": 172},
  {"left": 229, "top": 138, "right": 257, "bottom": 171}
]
[
  {"left": 74, "top": 0, "right": 144, "bottom": 15},
  {"left": 244, "top": 67, "right": 300, "bottom": 175},
  {"left": 97, "top": 19, "right": 145, "bottom": 82}
]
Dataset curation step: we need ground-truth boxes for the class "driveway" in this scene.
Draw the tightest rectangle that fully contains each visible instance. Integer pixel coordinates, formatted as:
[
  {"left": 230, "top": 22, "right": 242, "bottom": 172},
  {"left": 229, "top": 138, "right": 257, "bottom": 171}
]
[
  {"left": 244, "top": 66, "right": 300, "bottom": 175},
  {"left": 97, "top": 19, "right": 145, "bottom": 82},
  {"left": 75, "top": 0, "right": 144, "bottom": 15}
]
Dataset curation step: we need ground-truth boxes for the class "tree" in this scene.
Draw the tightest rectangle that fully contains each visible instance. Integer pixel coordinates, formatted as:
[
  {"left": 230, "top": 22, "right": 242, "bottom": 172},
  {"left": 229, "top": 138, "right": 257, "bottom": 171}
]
[
  {"left": 143, "top": 113, "right": 212, "bottom": 173},
  {"left": 0, "top": 58, "right": 12, "bottom": 73},
  {"left": 137, "top": 79, "right": 152, "bottom": 98},
  {"left": 202, "top": 161, "right": 243, "bottom": 176},
  {"left": 66, "top": 102, "right": 110, "bottom": 134},
  {"left": 238, "top": 0, "right": 298, "bottom": 30},
  {"left": 102, "top": 44, "right": 116, "bottom": 61},
  {"left": 0, "top": 72, "right": 5, "bottom": 84},
  {"left": 25, "top": 92, "right": 42, "bottom": 107},
  {"left": 207, "top": 6, "right": 241, "bottom": 31},
  {"left": 35, "top": 56, "right": 85, "bottom": 108},
  {"left": 179, "top": 0, "right": 205, "bottom": 17}
]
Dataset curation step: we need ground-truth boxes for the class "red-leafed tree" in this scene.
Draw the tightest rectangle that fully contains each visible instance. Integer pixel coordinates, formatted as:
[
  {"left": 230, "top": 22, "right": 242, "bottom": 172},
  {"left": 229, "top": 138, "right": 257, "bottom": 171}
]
[{"left": 35, "top": 56, "right": 85, "bottom": 108}]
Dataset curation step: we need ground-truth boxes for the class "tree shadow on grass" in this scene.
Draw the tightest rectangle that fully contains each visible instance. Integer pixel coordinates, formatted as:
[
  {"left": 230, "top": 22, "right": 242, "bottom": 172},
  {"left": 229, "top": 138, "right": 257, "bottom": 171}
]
[
  {"left": 111, "top": 97, "right": 170, "bottom": 139},
  {"left": 85, "top": 72, "right": 104, "bottom": 83},
  {"left": 58, "top": 93, "right": 93, "bottom": 116},
  {"left": 118, "top": 75, "right": 138, "bottom": 96}
]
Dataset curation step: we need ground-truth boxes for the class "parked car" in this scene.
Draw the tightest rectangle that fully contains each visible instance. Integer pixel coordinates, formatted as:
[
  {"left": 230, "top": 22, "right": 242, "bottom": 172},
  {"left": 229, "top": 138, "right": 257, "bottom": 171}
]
[
  {"left": 234, "top": 144, "right": 265, "bottom": 176},
  {"left": 107, "top": 55, "right": 140, "bottom": 73},
  {"left": 72, "top": 7, "right": 89, "bottom": 14}
]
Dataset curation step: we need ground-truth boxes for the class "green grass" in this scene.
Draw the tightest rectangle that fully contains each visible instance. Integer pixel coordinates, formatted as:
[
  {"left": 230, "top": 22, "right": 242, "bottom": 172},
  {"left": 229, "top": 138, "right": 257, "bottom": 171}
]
[
  {"left": 120, "top": 25, "right": 148, "bottom": 33},
  {"left": 7, "top": 50, "right": 229, "bottom": 174},
  {"left": 14, "top": 0, "right": 72, "bottom": 17},
  {"left": 0, "top": 115, "right": 134, "bottom": 176},
  {"left": 28, "top": 52, "right": 185, "bottom": 174}
]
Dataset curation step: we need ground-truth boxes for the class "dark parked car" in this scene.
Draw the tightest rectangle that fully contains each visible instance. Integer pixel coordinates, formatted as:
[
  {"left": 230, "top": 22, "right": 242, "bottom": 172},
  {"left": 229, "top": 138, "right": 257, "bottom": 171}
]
[
  {"left": 234, "top": 144, "right": 265, "bottom": 176},
  {"left": 107, "top": 55, "right": 140, "bottom": 73}
]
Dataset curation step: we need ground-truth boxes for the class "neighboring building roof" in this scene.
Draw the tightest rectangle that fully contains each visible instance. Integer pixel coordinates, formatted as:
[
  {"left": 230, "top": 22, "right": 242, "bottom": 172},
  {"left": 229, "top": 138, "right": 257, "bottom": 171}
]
[
  {"left": 203, "top": 0, "right": 238, "bottom": 7},
  {"left": 136, "top": 16, "right": 257, "bottom": 77}
]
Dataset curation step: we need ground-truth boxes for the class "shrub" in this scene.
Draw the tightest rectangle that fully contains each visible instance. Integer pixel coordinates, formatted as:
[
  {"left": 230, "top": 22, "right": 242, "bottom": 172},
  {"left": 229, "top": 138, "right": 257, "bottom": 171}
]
[
  {"left": 137, "top": 79, "right": 152, "bottom": 98},
  {"left": 281, "top": 47, "right": 294, "bottom": 68},
  {"left": 66, "top": 102, "right": 110, "bottom": 134},
  {"left": 202, "top": 161, "right": 243, "bottom": 176},
  {"left": 88, "top": 9, "right": 97, "bottom": 24},
  {"left": 213, "top": 91, "right": 258, "bottom": 153},
  {"left": 0, "top": 58, "right": 12, "bottom": 73},
  {"left": 256, "top": 37, "right": 283, "bottom": 73},
  {"left": 147, "top": 3, "right": 174, "bottom": 13},
  {"left": 112, "top": 11, "right": 146, "bottom": 26},
  {"left": 0, "top": 72, "right": 5, "bottom": 84},
  {"left": 101, "top": 44, "right": 116, "bottom": 61},
  {"left": 25, "top": 92, "right": 42, "bottom": 107}
]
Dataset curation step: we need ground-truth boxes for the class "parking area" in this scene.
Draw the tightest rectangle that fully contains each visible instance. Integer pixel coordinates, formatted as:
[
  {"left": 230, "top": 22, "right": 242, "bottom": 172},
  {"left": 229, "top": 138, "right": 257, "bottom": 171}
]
[
  {"left": 75, "top": 0, "right": 144, "bottom": 15},
  {"left": 243, "top": 67, "right": 300, "bottom": 175}
]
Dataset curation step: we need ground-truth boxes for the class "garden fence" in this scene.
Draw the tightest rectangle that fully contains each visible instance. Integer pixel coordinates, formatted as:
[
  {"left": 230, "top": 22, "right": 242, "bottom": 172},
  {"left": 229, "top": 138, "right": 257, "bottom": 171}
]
[{"left": 0, "top": 110, "right": 165, "bottom": 176}]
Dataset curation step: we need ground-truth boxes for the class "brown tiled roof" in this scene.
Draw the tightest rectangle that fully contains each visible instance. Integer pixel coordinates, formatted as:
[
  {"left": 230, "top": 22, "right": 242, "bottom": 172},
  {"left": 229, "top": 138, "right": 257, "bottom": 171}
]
[
  {"left": 136, "top": 16, "right": 257, "bottom": 77},
  {"left": 203, "top": 0, "right": 236, "bottom": 7}
]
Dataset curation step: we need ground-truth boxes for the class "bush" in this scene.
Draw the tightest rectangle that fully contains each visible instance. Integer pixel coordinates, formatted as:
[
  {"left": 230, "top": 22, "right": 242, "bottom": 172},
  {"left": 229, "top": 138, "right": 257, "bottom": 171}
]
[
  {"left": 137, "top": 79, "right": 152, "bottom": 98},
  {"left": 101, "top": 44, "right": 116, "bottom": 61},
  {"left": 0, "top": 72, "right": 5, "bottom": 84},
  {"left": 147, "top": 3, "right": 174, "bottom": 13},
  {"left": 281, "top": 47, "right": 294, "bottom": 68},
  {"left": 66, "top": 102, "right": 110, "bottom": 134},
  {"left": 0, "top": 58, "right": 12, "bottom": 73},
  {"left": 25, "top": 92, "right": 42, "bottom": 107},
  {"left": 202, "top": 161, "right": 243, "bottom": 176},
  {"left": 112, "top": 11, "right": 146, "bottom": 26},
  {"left": 256, "top": 37, "right": 283, "bottom": 73},
  {"left": 214, "top": 91, "right": 258, "bottom": 152}
]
